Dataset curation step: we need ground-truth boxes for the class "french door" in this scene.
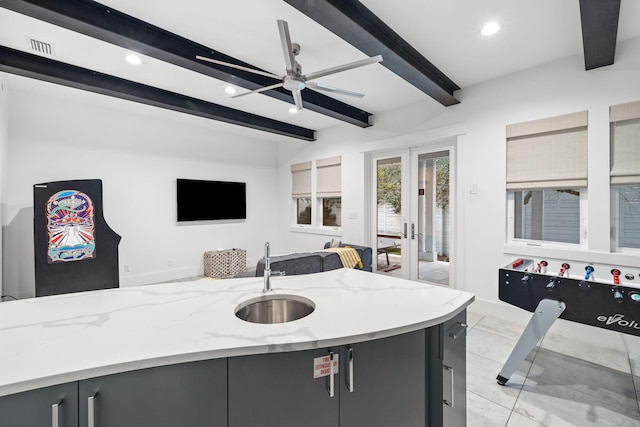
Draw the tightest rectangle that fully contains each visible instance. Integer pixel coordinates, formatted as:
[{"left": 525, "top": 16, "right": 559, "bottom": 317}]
[{"left": 370, "top": 146, "right": 454, "bottom": 284}]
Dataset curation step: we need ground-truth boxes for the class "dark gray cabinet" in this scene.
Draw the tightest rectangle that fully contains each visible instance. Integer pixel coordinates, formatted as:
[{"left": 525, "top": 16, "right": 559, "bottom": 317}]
[
  {"left": 2, "top": 312, "right": 468, "bottom": 427},
  {"left": 339, "top": 329, "right": 426, "bottom": 427},
  {"left": 228, "top": 347, "right": 339, "bottom": 427},
  {"left": 229, "top": 330, "right": 426, "bottom": 427},
  {"left": 78, "top": 359, "right": 227, "bottom": 427},
  {"left": 428, "top": 309, "right": 467, "bottom": 427},
  {"left": 0, "top": 382, "right": 78, "bottom": 427}
]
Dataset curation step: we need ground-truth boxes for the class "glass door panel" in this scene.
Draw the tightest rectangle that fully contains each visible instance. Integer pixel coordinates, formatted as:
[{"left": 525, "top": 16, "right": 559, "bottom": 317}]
[
  {"left": 374, "top": 154, "right": 409, "bottom": 277},
  {"left": 413, "top": 150, "right": 450, "bottom": 285},
  {"left": 371, "top": 147, "right": 452, "bottom": 284}
]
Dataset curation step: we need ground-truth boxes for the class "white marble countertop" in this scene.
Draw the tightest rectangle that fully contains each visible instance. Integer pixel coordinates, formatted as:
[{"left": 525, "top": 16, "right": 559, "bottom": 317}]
[{"left": 0, "top": 269, "right": 474, "bottom": 397}]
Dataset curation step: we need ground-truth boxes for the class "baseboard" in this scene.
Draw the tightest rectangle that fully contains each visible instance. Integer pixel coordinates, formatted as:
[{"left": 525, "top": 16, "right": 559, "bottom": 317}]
[
  {"left": 119, "top": 266, "right": 202, "bottom": 287},
  {"left": 468, "top": 297, "right": 530, "bottom": 318}
]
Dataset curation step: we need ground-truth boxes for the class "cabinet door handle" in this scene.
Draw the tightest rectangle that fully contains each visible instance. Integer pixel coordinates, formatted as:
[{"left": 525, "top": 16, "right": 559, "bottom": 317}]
[
  {"left": 443, "top": 365, "right": 454, "bottom": 407},
  {"left": 346, "top": 346, "right": 354, "bottom": 393},
  {"left": 449, "top": 322, "right": 468, "bottom": 340},
  {"left": 51, "top": 400, "right": 61, "bottom": 427},
  {"left": 327, "top": 351, "right": 335, "bottom": 398},
  {"left": 88, "top": 394, "right": 97, "bottom": 427}
]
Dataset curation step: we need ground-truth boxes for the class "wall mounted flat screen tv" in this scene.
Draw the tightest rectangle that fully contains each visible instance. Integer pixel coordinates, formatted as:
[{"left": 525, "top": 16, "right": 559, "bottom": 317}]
[{"left": 177, "top": 179, "right": 246, "bottom": 222}]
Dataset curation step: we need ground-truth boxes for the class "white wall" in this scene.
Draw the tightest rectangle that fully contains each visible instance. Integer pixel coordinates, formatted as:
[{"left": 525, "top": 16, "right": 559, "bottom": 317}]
[
  {"left": 278, "top": 36, "right": 640, "bottom": 302},
  {"left": 0, "top": 77, "right": 8, "bottom": 297},
  {"left": 3, "top": 36, "right": 640, "bottom": 302},
  {"left": 2, "top": 79, "right": 281, "bottom": 298},
  {"left": 277, "top": 123, "right": 372, "bottom": 253}
]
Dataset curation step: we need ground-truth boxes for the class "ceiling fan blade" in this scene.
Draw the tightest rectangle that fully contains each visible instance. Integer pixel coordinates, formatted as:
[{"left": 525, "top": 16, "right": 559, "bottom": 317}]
[
  {"left": 304, "top": 55, "right": 383, "bottom": 82},
  {"left": 277, "top": 20, "right": 298, "bottom": 74},
  {"left": 306, "top": 81, "right": 365, "bottom": 98},
  {"left": 292, "top": 90, "right": 304, "bottom": 111},
  {"left": 231, "top": 82, "right": 284, "bottom": 98},
  {"left": 196, "top": 55, "right": 281, "bottom": 80}
]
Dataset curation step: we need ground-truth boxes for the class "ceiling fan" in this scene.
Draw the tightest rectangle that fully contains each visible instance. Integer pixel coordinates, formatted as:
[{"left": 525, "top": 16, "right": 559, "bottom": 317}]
[{"left": 196, "top": 20, "right": 383, "bottom": 111}]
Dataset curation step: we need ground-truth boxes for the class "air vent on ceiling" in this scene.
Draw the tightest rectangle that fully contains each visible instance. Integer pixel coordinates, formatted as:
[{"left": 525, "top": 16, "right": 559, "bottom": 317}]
[{"left": 29, "top": 38, "right": 55, "bottom": 57}]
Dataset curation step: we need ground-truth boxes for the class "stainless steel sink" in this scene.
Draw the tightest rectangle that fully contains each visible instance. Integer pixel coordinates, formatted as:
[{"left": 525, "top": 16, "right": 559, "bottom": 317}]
[{"left": 235, "top": 294, "right": 315, "bottom": 324}]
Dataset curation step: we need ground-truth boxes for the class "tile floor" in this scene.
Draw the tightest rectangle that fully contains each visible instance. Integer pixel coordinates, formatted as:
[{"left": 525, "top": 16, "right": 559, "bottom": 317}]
[
  {"left": 377, "top": 253, "right": 450, "bottom": 285},
  {"left": 419, "top": 259, "right": 449, "bottom": 285},
  {"left": 465, "top": 299, "right": 640, "bottom": 426}
]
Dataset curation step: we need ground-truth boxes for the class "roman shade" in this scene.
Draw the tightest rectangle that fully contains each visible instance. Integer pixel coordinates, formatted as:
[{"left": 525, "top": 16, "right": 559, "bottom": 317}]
[
  {"left": 291, "top": 161, "right": 312, "bottom": 197},
  {"left": 506, "top": 111, "right": 588, "bottom": 190},
  {"left": 610, "top": 100, "right": 640, "bottom": 185},
  {"left": 316, "top": 156, "right": 342, "bottom": 198}
]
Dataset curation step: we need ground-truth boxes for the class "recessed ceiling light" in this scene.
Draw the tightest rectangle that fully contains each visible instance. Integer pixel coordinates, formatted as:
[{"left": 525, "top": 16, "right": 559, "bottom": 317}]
[
  {"left": 289, "top": 107, "right": 298, "bottom": 114},
  {"left": 125, "top": 54, "right": 142, "bottom": 65},
  {"left": 481, "top": 22, "right": 500, "bottom": 36},
  {"left": 224, "top": 86, "right": 237, "bottom": 95}
]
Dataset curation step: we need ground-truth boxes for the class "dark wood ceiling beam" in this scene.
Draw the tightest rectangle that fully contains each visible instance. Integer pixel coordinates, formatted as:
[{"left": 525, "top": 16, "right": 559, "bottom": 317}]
[
  {"left": 0, "top": 0, "right": 372, "bottom": 127},
  {"left": 284, "top": 0, "right": 460, "bottom": 107},
  {"left": 0, "top": 46, "right": 316, "bottom": 141},
  {"left": 579, "top": 0, "right": 621, "bottom": 70}
]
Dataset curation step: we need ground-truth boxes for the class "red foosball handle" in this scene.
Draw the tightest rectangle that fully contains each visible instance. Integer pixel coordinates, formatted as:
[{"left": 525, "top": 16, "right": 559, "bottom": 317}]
[{"left": 612, "top": 269, "right": 621, "bottom": 285}]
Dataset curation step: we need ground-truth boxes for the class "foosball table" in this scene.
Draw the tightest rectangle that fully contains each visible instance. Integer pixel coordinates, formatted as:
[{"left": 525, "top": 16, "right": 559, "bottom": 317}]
[{"left": 496, "top": 258, "right": 640, "bottom": 385}]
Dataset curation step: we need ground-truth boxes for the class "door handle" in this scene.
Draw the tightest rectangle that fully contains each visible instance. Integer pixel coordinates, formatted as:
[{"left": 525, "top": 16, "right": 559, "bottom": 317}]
[
  {"left": 51, "top": 400, "right": 61, "bottom": 427},
  {"left": 449, "top": 322, "right": 468, "bottom": 340},
  {"left": 327, "top": 351, "right": 335, "bottom": 398},
  {"left": 88, "top": 394, "right": 97, "bottom": 427},
  {"left": 403, "top": 223, "right": 408, "bottom": 238},
  {"left": 346, "top": 346, "right": 354, "bottom": 393},
  {"left": 443, "top": 365, "right": 454, "bottom": 407}
]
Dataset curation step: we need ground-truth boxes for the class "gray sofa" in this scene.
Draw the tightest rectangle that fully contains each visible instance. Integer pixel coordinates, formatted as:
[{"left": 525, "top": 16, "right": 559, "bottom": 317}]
[
  {"left": 238, "top": 242, "right": 372, "bottom": 278},
  {"left": 320, "top": 242, "right": 373, "bottom": 272}
]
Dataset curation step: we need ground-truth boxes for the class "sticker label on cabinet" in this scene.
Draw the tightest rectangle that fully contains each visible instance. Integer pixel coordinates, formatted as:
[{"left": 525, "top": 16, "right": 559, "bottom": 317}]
[{"left": 313, "top": 354, "right": 339, "bottom": 378}]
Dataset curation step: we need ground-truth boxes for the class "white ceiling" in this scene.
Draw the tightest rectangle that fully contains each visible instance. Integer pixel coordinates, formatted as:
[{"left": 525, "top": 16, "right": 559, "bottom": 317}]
[{"left": 1, "top": 0, "right": 640, "bottom": 141}]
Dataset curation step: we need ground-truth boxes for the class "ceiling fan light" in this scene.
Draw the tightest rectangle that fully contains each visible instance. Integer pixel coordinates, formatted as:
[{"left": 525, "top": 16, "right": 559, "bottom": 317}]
[
  {"left": 481, "top": 22, "right": 500, "bottom": 36},
  {"left": 125, "top": 54, "right": 142, "bottom": 65}
]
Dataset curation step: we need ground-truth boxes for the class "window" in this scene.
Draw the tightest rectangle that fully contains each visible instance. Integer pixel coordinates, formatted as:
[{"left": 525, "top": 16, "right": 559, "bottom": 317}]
[
  {"left": 610, "top": 100, "right": 640, "bottom": 250},
  {"left": 291, "top": 161, "right": 312, "bottom": 226},
  {"left": 506, "top": 111, "right": 587, "bottom": 244},
  {"left": 296, "top": 197, "right": 312, "bottom": 225},
  {"left": 322, "top": 198, "right": 342, "bottom": 227},
  {"left": 613, "top": 186, "right": 640, "bottom": 249},
  {"left": 316, "top": 156, "right": 342, "bottom": 228},
  {"left": 290, "top": 156, "right": 342, "bottom": 230},
  {"left": 514, "top": 189, "right": 580, "bottom": 244}
]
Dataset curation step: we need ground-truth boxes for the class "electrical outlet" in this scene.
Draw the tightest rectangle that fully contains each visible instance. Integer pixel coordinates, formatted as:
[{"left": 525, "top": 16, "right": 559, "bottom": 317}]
[{"left": 124, "top": 264, "right": 130, "bottom": 272}]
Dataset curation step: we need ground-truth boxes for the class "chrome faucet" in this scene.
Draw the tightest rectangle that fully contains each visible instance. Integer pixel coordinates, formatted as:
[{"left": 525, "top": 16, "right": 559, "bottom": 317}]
[{"left": 263, "top": 241, "right": 284, "bottom": 292}]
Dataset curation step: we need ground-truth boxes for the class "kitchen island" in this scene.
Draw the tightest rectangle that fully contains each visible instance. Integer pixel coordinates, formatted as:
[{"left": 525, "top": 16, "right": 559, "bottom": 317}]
[{"left": 0, "top": 268, "right": 474, "bottom": 426}]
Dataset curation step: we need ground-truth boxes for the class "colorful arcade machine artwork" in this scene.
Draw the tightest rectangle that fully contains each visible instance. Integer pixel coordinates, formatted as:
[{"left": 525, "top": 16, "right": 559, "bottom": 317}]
[
  {"left": 34, "top": 179, "right": 121, "bottom": 297},
  {"left": 46, "top": 190, "right": 96, "bottom": 263}
]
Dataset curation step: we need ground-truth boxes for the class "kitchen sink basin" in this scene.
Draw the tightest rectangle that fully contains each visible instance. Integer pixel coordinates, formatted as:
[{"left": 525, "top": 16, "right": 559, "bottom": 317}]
[{"left": 235, "top": 294, "right": 315, "bottom": 324}]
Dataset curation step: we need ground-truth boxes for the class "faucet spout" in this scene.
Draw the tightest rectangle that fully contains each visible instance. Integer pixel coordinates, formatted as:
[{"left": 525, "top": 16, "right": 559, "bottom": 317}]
[
  {"left": 263, "top": 242, "right": 285, "bottom": 292},
  {"left": 263, "top": 242, "right": 271, "bottom": 292}
]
